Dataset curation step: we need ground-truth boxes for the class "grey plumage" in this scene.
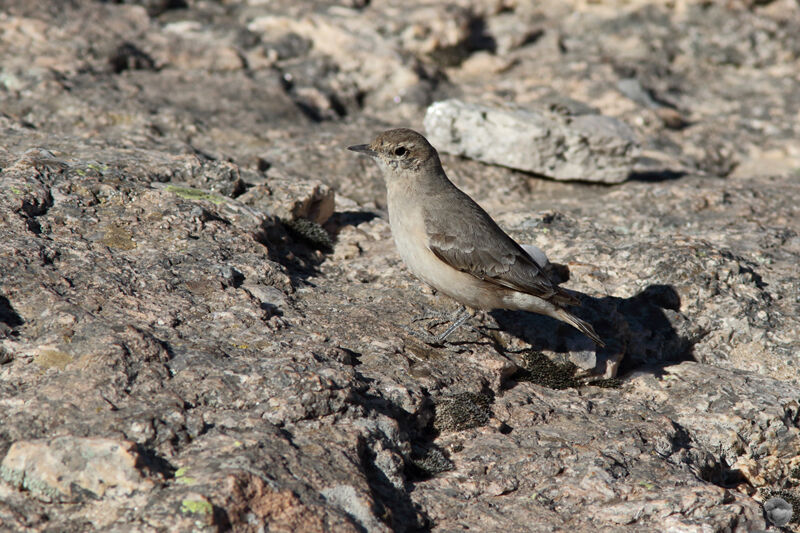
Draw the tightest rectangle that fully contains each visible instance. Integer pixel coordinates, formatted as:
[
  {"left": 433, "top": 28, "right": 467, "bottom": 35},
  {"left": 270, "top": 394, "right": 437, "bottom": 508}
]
[{"left": 424, "top": 189, "right": 571, "bottom": 304}]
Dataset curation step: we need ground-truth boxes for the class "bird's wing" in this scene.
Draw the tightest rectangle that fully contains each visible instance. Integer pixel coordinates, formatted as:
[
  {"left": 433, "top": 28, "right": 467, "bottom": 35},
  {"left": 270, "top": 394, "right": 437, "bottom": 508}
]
[{"left": 423, "top": 191, "right": 562, "bottom": 302}]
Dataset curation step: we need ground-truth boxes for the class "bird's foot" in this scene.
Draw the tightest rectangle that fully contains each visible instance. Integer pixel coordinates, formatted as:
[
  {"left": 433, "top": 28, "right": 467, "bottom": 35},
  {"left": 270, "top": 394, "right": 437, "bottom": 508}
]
[
  {"left": 407, "top": 306, "right": 472, "bottom": 345},
  {"left": 403, "top": 325, "right": 446, "bottom": 346}
]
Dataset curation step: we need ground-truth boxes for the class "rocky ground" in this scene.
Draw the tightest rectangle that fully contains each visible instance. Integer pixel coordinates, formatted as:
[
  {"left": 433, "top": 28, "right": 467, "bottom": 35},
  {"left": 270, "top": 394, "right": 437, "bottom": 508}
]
[{"left": 1, "top": 0, "right": 799, "bottom": 531}]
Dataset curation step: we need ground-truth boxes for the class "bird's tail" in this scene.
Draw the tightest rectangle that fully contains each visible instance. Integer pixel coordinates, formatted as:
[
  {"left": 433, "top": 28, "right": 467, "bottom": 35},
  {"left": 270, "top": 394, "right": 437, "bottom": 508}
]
[
  {"left": 554, "top": 308, "right": 605, "bottom": 347},
  {"left": 550, "top": 287, "right": 580, "bottom": 307}
]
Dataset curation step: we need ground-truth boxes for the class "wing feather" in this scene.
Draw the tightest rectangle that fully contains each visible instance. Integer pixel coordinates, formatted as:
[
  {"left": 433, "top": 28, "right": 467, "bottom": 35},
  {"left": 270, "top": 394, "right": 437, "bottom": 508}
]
[{"left": 424, "top": 191, "right": 563, "bottom": 302}]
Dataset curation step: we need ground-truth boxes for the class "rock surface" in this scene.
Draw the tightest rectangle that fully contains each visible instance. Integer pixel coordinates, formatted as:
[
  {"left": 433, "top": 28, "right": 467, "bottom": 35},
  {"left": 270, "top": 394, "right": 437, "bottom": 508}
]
[
  {"left": 424, "top": 99, "right": 639, "bottom": 183},
  {"left": 1, "top": 0, "right": 799, "bottom": 531},
  {"left": 1, "top": 437, "right": 158, "bottom": 503}
]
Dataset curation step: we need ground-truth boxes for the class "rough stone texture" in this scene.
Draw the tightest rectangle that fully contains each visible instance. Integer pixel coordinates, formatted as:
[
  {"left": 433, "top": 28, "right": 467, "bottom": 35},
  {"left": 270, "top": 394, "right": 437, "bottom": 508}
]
[
  {"left": 1, "top": 0, "right": 799, "bottom": 531},
  {"left": 0, "top": 437, "right": 158, "bottom": 503},
  {"left": 424, "top": 99, "right": 640, "bottom": 183}
]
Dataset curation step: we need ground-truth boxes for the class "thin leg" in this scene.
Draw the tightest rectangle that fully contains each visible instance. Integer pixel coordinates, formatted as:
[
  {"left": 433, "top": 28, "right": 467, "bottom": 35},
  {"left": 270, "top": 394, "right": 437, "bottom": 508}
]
[{"left": 435, "top": 306, "right": 471, "bottom": 343}]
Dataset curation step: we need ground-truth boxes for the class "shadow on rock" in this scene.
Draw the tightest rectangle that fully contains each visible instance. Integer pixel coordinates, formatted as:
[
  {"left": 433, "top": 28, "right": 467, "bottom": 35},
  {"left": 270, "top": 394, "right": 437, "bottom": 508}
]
[
  {"left": 348, "top": 388, "right": 432, "bottom": 532},
  {"left": 491, "top": 283, "right": 695, "bottom": 377},
  {"left": 255, "top": 217, "right": 331, "bottom": 285},
  {"left": 627, "top": 169, "right": 688, "bottom": 183},
  {"left": 258, "top": 211, "right": 379, "bottom": 286},
  {"left": 0, "top": 295, "right": 24, "bottom": 337},
  {"left": 326, "top": 210, "right": 379, "bottom": 232}
]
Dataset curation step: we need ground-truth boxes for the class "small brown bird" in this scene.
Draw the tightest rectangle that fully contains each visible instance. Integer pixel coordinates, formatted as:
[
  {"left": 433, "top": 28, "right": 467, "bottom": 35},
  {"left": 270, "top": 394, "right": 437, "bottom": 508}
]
[{"left": 348, "top": 128, "right": 604, "bottom": 346}]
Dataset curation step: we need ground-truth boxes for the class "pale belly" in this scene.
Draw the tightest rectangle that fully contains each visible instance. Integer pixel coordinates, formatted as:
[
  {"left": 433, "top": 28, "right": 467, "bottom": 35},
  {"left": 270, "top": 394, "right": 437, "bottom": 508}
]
[{"left": 388, "top": 204, "right": 505, "bottom": 310}]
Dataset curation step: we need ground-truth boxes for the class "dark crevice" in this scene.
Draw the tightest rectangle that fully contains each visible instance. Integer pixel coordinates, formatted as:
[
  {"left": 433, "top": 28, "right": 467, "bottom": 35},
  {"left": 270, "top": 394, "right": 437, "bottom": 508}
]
[
  {"left": 0, "top": 295, "right": 24, "bottom": 337},
  {"left": 698, "top": 456, "right": 746, "bottom": 489},
  {"left": 109, "top": 42, "right": 157, "bottom": 74},
  {"left": 135, "top": 445, "right": 177, "bottom": 480},
  {"left": 628, "top": 169, "right": 688, "bottom": 182},
  {"left": 252, "top": 217, "right": 329, "bottom": 286},
  {"left": 350, "top": 389, "right": 432, "bottom": 532},
  {"left": 359, "top": 437, "right": 430, "bottom": 532}
]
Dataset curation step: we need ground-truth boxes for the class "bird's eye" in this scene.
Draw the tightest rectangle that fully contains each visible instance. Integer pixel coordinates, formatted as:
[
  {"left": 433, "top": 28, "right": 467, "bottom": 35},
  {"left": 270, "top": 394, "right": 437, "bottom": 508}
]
[{"left": 394, "top": 146, "right": 407, "bottom": 156}]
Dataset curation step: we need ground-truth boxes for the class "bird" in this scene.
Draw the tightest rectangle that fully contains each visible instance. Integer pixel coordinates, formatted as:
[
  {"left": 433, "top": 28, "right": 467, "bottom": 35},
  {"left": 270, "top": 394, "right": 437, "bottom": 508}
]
[{"left": 348, "top": 128, "right": 604, "bottom": 347}]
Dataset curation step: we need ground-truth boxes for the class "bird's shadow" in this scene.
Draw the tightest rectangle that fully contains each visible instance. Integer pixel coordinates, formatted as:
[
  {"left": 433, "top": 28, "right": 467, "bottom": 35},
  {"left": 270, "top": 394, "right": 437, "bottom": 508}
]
[{"left": 490, "top": 282, "right": 696, "bottom": 377}]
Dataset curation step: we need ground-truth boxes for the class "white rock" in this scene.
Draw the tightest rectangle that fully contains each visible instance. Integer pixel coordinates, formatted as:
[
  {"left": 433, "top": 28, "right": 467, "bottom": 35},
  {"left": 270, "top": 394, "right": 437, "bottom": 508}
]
[{"left": 424, "top": 99, "right": 640, "bottom": 183}]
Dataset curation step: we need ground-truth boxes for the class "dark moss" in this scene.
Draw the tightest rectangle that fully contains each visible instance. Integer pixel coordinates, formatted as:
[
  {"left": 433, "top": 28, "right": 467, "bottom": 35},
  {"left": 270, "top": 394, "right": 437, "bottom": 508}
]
[
  {"left": 281, "top": 217, "right": 333, "bottom": 252},
  {"left": 433, "top": 392, "right": 493, "bottom": 432},
  {"left": 408, "top": 446, "right": 454, "bottom": 479},
  {"left": 512, "top": 350, "right": 579, "bottom": 390},
  {"left": 511, "top": 350, "right": 623, "bottom": 390},
  {"left": 586, "top": 378, "right": 623, "bottom": 389}
]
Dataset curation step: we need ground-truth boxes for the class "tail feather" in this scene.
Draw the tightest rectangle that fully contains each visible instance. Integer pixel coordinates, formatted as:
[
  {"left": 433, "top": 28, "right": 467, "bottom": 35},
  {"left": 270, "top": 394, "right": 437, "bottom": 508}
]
[
  {"left": 551, "top": 287, "right": 580, "bottom": 307},
  {"left": 555, "top": 308, "right": 605, "bottom": 347}
]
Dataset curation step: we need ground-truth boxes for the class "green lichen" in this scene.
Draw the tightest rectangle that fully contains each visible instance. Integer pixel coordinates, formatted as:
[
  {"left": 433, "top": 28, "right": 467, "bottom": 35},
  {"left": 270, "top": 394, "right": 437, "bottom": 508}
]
[
  {"left": 23, "top": 476, "right": 66, "bottom": 501},
  {"left": 0, "top": 466, "right": 63, "bottom": 501},
  {"left": 513, "top": 350, "right": 579, "bottom": 390},
  {"left": 86, "top": 163, "right": 109, "bottom": 172},
  {"left": 34, "top": 350, "right": 73, "bottom": 370},
  {"left": 433, "top": 392, "right": 493, "bottom": 432},
  {"left": 0, "top": 465, "right": 23, "bottom": 486},
  {"left": 181, "top": 498, "right": 213, "bottom": 515},
  {"left": 101, "top": 225, "right": 137, "bottom": 250},
  {"left": 174, "top": 467, "right": 197, "bottom": 485},
  {"left": 166, "top": 185, "right": 224, "bottom": 205},
  {"left": 282, "top": 217, "right": 333, "bottom": 252}
]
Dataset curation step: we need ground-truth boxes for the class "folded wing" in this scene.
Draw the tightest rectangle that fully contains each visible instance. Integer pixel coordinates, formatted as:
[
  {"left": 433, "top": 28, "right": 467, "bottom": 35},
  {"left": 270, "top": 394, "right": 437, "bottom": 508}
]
[{"left": 424, "top": 191, "right": 577, "bottom": 306}]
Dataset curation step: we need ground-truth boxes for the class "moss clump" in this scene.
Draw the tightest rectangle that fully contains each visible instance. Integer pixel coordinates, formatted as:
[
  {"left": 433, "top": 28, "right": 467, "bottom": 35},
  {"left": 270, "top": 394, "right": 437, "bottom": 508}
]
[
  {"left": 282, "top": 217, "right": 333, "bottom": 252},
  {"left": 408, "top": 446, "right": 454, "bottom": 478},
  {"left": 586, "top": 377, "right": 623, "bottom": 389},
  {"left": 101, "top": 225, "right": 137, "bottom": 250},
  {"left": 433, "top": 392, "right": 492, "bottom": 432},
  {"left": 512, "top": 350, "right": 623, "bottom": 390},
  {"left": 513, "top": 350, "right": 579, "bottom": 390}
]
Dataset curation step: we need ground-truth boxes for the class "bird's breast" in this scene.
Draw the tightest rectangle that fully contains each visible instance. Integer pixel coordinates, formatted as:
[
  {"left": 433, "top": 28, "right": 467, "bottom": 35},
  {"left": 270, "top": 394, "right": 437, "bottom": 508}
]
[{"left": 386, "top": 190, "right": 505, "bottom": 309}]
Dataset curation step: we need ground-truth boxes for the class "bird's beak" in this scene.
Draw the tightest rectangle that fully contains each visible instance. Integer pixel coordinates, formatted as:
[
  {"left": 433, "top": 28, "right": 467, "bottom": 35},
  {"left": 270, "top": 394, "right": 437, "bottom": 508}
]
[{"left": 348, "top": 144, "right": 378, "bottom": 157}]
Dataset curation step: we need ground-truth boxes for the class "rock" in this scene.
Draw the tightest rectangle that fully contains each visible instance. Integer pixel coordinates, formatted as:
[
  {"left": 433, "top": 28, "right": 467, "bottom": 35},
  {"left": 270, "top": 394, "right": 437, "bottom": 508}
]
[
  {"left": 424, "top": 99, "right": 640, "bottom": 183},
  {"left": 0, "top": 0, "right": 799, "bottom": 531},
  {"left": 238, "top": 170, "right": 336, "bottom": 225},
  {"left": 520, "top": 243, "right": 549, "bottom": 269},
  {"left": 0, "top": 437, "right": 157, "bottom": 503},
  {"left": 764, "top": 496, "right": 793, "bottom": 526}
]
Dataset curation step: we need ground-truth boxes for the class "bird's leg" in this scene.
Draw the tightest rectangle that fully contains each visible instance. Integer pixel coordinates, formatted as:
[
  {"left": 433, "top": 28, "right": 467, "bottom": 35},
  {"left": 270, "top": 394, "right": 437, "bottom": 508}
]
[
  {"left": 435, "top": 306, "right": 471, "bottom": 343},
  {"left": 411, "top": 309, "right": 451, "bottom": 326}
]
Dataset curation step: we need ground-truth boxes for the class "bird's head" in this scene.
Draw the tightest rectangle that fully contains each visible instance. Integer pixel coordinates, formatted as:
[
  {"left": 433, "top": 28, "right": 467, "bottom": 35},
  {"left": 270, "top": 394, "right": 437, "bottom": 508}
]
[{"left": 348, "top": 128, "right": 441, "bottom": 176}]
